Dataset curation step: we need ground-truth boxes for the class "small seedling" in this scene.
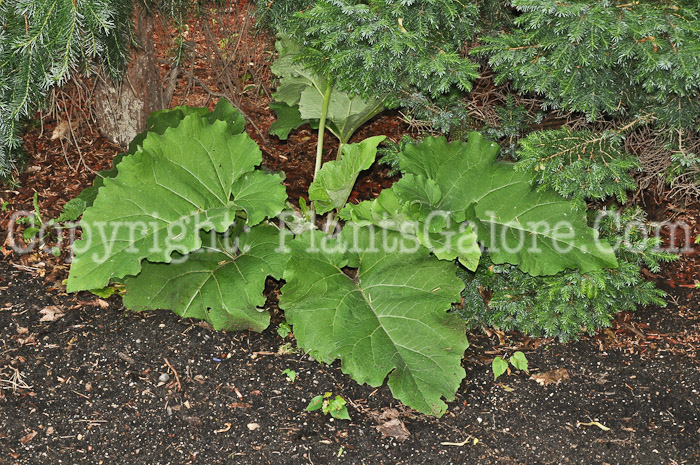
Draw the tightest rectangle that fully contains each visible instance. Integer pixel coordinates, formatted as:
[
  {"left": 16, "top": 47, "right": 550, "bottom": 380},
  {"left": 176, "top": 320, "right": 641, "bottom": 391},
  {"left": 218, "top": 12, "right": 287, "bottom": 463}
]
[
  {"left": 15, "top": 192, "right": 73, "bottom": 248},
  {"left": 277, "top": 342, "right": 297, "bottom": 355},
  {"left": 492, "top": 351, "right": 529, "bottom": 380},
  {"left": 1, "top": 200, "right": 8, "bottom": 212},
  {"left": 306, "top": 392, "right": 351, "bottom": 420},
  {"left": 281, "top": 368, "right": 297, "bottom": 383},
  {"left": 277, "top": 321, "right": 292, "bottom": 339}
]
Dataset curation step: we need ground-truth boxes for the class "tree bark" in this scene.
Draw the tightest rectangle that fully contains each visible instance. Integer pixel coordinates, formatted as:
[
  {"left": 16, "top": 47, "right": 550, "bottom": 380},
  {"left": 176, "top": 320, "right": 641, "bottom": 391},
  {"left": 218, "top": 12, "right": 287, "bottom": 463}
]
[{"left": 94, "top": 7, "right": 165, "bottom": 147}]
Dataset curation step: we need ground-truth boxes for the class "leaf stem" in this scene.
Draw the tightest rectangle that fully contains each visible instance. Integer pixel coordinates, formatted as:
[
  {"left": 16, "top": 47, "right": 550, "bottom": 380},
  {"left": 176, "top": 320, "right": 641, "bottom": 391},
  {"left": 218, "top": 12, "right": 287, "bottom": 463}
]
[
  {"left": 336, "top": 141, "right": 345, "bottom": 161},
  {"left": 325, "top": 211, "right": 338, "bottom": 235},
  {"left": 314, "top": 83, "right": 333, "bottom": 179}
]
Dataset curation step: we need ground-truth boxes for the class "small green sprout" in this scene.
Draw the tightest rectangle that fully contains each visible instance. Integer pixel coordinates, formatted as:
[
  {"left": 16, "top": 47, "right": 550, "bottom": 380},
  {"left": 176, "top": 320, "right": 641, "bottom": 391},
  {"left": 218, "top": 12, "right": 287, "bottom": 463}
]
[
  {"left": 277, "top": 321, "right": 292, "bottom": 339},
  {"left": 281, "top": 368, "right": 297, "bottom": 383},
  {"left": 306, "top": 392, "right": 351, "bottom": 420},
  {"left": 493, "top": 351, "right": 529, "bottom": 380}
]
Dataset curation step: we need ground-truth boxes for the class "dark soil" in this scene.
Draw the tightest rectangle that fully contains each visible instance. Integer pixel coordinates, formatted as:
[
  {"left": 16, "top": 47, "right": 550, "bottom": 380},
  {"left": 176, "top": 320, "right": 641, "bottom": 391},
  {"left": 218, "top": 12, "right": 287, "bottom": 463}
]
[{"left": 1, "top": 256, "right": 699, "bottom": 465}]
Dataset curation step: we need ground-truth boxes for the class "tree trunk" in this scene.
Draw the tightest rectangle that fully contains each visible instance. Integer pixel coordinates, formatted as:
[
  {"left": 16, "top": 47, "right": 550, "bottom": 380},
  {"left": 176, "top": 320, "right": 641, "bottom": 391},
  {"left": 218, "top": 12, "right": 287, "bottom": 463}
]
[{"left": 94, "top": 7, "right": 165, "bottom": 147}]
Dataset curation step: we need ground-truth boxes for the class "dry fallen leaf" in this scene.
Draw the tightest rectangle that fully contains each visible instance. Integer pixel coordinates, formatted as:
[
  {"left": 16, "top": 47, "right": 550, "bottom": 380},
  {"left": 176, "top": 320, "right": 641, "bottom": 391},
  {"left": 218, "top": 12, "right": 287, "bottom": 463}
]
[
  {"left": 79, "top": 299, "right": 110, "bottom": 308},
  {"left": 51, "top": 120, "right": 70, "bottom": 140},
  {"left": 375, "top": 418, "right": 410, "bottom": 442},
  {"left": 371, "top": 409, "right": 410, "bottom": 442},
  {"left": 530, "top": 368, "right": 570, "bottom": 386},
  {"left": 50, "top": 119, "right": 80, "bottom": 140},
  {"left": 39, "top": 306, "right": 65, "bottom": 322},
  {"left": 194, "top": 321, "right": 215, "bottom": 331},
  {"left": 377, "top": 408, "right": 400, "bottom": 421}
]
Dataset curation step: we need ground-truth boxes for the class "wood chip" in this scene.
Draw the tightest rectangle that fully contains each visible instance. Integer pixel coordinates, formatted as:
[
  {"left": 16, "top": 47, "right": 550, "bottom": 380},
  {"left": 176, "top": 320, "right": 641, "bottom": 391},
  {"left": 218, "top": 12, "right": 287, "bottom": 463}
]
[
  {"left": 578, "top": 421, "right": 611, "bottom": 431},
  {"left": 214, "top": 422, "right": 231, "bottom": 434},
  {"left": 118, "top": 352, "right": 136, "bottom": 365},
  {"left": 375, "top": 418, "right": 410, "bottom": 442},
  {"left": 20, "top": 431, "right": 37, "bottom": 444}
]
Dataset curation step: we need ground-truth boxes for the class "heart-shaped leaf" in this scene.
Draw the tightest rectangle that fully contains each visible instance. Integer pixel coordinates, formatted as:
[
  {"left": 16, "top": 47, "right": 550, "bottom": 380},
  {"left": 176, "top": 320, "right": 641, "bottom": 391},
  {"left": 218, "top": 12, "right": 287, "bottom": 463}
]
[
  {"left": 62, "top": 99, "right": 245, "bottom": 220},
  {"left": 394, "top": 133, "right": 617, "bottom": 275},
  {"left": 270, "top": 37, "right": 385, "bottom": 144},
  {"left": 123, "top": 224, "right": 287, "bottom": 332},
  {"left": 67, "top": 114, "right": 286, "bottom": 292},
  {"left": 279, "top": 227, "right": 467, "bottom": 416}
]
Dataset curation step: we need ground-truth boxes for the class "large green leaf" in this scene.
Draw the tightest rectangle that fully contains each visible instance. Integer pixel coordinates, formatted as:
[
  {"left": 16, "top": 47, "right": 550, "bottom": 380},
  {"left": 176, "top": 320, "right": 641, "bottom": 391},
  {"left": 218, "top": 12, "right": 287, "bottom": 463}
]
[
  {"left": 270, "top": 38, "right": 385, "bottom": 144},
  {"left": 279, "top": 227, "right": 468, "bottom": 416},
  {"left": 62, "top": 100, "right": 246, "bottom": 220},
  {"left": 339, "top": 188, "right": 409, "bottom": 231},
  {"left": 268, "top": 101, "right": 310, "bottom": 140},
  {"left": 299, "top": 86, "right": 385, "bottom": 145},
  {"left": 308, "top": 136, "right": 385, "bottom": 214},
  {"left": 416, "top": 223, "right": 482, "bottom": 272},
  {"left": 204, "top": 99, "right": 246, "bottom": 134},
  {"left": 393, "top": 133, "right": 618, "bottom": 275},
  {"left": 123, "top": 224, "right": 287, "bottom": 332},
  {"left": 339, "top": 188, "right": 482, "bottom": 270},
  {"left": 67, "top": 114, "right": 286, "bottom": 292}
]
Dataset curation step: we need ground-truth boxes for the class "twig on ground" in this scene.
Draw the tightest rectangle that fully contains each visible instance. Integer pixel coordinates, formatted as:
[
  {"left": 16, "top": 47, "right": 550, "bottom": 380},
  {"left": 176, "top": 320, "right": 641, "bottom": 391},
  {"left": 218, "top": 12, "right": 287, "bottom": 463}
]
[
  {"left": 0, "top": 367, "right": 32, "bottom": 392},
  {"left": 177, "top": 67, "right": 269, "bottom": 145},
  {"left": 164, "top": 357, "right": 181, "bottom": 391}
]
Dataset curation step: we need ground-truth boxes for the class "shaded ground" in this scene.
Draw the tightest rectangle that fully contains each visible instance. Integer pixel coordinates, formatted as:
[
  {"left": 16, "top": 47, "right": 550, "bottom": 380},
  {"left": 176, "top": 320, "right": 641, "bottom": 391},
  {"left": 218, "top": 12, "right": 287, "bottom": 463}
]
[
  {"left": 1, "top": 257, "right": 699, "bottom": 465},
  {"left": 2, "top": 9, "right": 700, "bottom": 464}
]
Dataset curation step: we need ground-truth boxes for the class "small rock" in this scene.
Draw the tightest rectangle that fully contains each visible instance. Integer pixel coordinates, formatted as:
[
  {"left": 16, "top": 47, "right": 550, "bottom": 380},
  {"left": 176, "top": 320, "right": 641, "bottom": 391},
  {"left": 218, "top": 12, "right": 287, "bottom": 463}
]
[
  {"left": 46, "top": 426, "right": 54, "bottom": 435},
  {"left": 158, "top": 373, "right": 170, "bottom": 383},
  {"left": 247, "top": 423, "right": 260, "bottom": 431}
]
